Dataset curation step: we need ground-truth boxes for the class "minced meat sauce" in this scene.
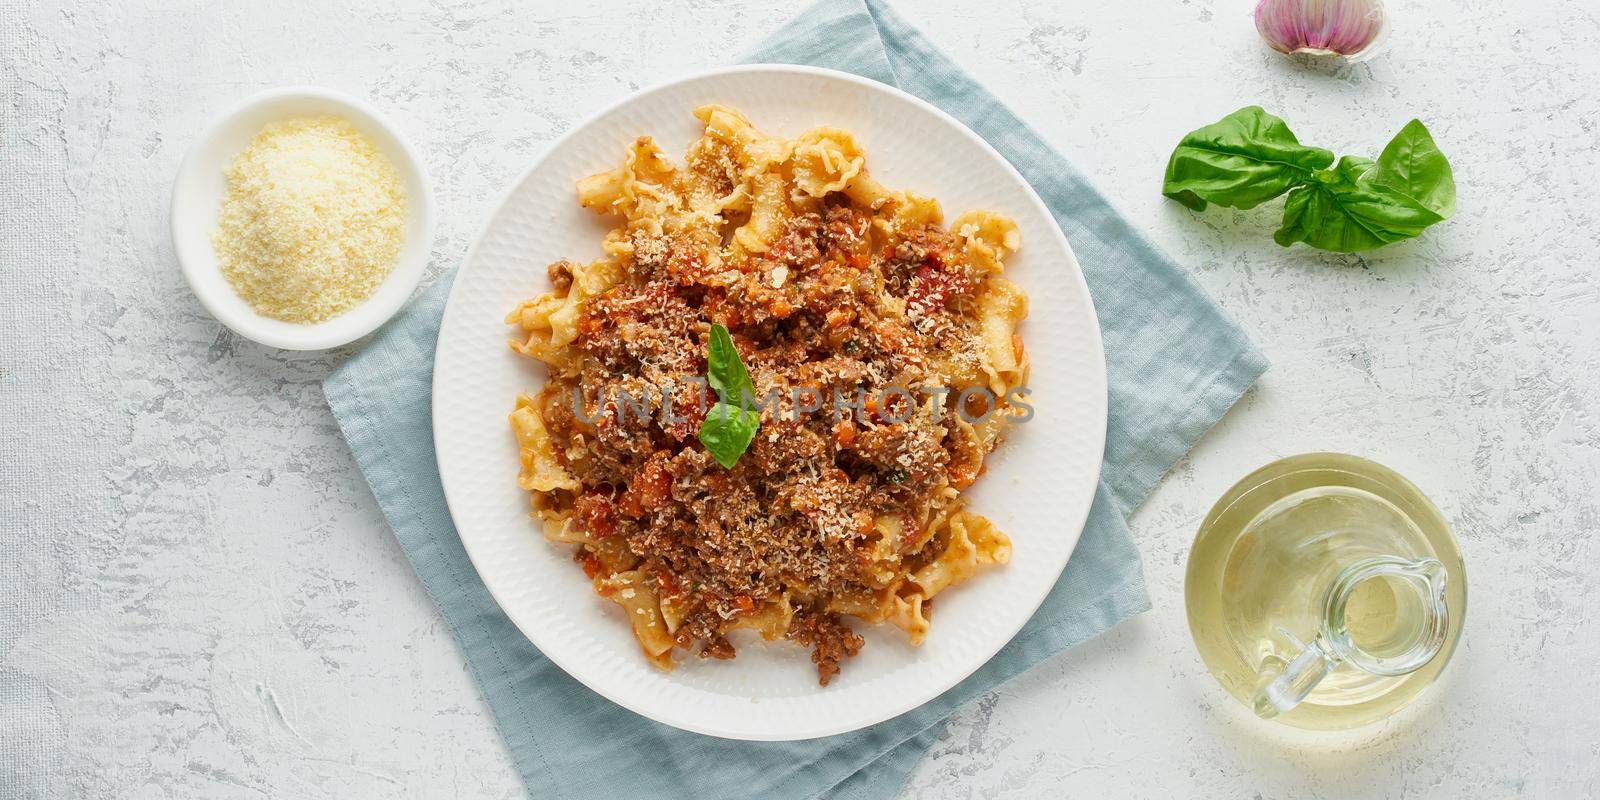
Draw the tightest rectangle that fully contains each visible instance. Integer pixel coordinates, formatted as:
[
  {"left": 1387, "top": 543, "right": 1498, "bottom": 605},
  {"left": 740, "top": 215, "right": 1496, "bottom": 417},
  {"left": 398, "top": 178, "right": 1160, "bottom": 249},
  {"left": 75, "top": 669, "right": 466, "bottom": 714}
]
[{"left": 524, "top": 194, "right": 1012, "bottom": 684}]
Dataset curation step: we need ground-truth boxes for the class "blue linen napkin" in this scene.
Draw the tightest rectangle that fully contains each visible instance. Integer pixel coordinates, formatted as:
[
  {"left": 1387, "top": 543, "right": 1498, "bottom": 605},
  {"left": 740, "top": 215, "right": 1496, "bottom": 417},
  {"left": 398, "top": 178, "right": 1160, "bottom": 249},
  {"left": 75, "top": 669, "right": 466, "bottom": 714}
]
[{"left": 323, "top": 1, "right": 1268, "bottom": 797}]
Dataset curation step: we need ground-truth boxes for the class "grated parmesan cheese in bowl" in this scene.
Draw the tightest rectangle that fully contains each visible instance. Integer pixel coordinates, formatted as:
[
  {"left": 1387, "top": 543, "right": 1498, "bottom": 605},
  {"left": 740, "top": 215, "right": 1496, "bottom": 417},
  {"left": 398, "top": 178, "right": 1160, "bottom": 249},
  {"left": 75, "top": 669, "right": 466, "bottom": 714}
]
[
  {"left": 212, "top": 116, "right": 406, "bottom": 324},
  {"left": 171, "top": 87, "right": 432, "bottom": 350}
]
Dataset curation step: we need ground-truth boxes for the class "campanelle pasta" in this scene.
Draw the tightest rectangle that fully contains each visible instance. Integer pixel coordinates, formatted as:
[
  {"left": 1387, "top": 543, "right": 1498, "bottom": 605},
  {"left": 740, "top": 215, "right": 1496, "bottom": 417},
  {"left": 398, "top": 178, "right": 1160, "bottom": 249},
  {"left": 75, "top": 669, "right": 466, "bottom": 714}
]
[{"left": 506, "top": 106, "right": 1030, "bottom": 684}]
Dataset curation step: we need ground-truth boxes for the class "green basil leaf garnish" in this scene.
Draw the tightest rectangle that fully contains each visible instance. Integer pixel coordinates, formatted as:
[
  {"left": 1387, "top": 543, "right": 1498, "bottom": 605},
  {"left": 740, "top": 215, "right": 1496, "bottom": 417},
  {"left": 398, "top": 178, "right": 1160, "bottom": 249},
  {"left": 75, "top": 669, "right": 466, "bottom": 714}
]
[
  {"left": 1368, "top": 119, "right": 1456, "bottom": 219},
  {"left": 1162, "top": 106, "right": 1334, "bottom": 212},
  {"left": 699, "top": 402, "right": 760, "bottom": 469},
  {"left": 705, "top": 323, "right": 754, "bottom": 408},
  {"left": 1273, "top": 155, "right": 1449, "bottom": 252},
  {"left": 1164, "top": 109, "right": 1455, "bottom": 253},
  {"left": 698, "top": 324, "right": 761, "bottom": 467}
]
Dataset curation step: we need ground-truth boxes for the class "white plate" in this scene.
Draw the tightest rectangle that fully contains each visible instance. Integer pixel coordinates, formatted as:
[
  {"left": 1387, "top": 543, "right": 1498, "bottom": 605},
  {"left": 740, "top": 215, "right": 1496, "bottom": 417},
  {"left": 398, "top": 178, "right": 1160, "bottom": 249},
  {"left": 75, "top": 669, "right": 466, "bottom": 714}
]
[
  {"left": 433, "top": 65, "right": 1107, "bottom": 740},
  {"left": 171, "top": 86, "right": 435, "bottom": 351}
]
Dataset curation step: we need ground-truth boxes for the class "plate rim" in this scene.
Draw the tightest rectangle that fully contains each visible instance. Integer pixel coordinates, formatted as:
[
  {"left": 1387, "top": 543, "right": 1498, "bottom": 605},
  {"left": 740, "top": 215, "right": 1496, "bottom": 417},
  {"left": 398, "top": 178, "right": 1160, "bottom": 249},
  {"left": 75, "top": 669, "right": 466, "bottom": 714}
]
[{"left": 432, "top": 63, "right": 1108, "bottom": 740}]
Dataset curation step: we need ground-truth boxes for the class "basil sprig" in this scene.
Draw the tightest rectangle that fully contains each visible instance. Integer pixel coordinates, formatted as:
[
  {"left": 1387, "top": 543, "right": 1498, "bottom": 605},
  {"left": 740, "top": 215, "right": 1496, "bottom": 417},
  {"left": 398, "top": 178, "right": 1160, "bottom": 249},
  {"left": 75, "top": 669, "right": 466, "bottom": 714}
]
[
  {"left": 1164, "top": 107, "right": 1455, "bottom": 253},
  {"left": 698, "top": 323, "right": 760, "bottom": 468}
]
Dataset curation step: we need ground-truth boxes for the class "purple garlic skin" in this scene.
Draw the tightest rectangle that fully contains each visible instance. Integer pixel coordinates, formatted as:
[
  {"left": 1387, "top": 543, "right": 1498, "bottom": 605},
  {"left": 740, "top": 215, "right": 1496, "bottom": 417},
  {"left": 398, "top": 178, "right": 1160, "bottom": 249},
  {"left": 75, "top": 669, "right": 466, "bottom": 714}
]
[{"left": 1255, "top": 0, "right": 1388, "bottom": 60}]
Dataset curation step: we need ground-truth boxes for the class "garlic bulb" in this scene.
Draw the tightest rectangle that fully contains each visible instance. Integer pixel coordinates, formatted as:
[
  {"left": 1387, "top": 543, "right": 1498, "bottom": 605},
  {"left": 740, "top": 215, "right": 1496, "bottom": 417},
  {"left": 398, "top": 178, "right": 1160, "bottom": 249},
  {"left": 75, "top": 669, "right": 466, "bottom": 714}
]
[{"left": 1254, "top": 0, "right": 1388, "bottom": 61}]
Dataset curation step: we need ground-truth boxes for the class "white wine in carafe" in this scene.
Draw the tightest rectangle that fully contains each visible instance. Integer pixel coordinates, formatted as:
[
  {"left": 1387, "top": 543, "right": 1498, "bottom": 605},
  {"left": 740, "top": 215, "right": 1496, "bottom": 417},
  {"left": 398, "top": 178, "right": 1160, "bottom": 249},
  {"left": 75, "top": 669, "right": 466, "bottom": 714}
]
[{"left": 1186, "top": 454, "right": 1466, "bottom": 729}]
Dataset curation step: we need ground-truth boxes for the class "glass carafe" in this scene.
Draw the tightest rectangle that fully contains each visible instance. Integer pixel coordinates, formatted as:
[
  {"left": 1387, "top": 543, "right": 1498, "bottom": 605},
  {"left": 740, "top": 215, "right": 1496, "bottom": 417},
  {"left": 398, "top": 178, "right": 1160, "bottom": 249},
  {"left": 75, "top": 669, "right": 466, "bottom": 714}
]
[{"left": 1184, "top": 453, "right": 1467, "bottom": 729}]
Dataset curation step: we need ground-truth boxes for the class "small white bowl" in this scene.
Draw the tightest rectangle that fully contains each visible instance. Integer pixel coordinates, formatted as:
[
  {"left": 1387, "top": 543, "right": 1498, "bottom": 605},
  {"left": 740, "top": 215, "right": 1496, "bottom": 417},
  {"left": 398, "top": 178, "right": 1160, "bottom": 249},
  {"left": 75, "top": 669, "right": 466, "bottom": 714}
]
[{"left": 171, "top": 86, "right": 435, "bottom": 350}]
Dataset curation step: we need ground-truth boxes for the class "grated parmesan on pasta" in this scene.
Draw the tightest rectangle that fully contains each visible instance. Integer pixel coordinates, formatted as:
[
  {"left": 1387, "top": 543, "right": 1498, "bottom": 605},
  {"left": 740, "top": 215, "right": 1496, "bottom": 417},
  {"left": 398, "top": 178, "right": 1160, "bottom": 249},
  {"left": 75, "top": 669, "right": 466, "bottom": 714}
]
[
  {"left": 506, "top": 106, "right": 1026, "bottom": 685},
  {"left": 212, "top": 115, "right": 405, "bottom": 323}
]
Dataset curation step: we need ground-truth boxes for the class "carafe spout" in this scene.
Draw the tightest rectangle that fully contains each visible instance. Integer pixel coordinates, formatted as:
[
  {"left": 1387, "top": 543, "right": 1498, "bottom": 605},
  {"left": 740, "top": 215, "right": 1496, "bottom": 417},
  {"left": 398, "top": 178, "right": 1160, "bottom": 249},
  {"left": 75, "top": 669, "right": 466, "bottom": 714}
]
[{"left": 1251, "top": 556, "right": 1450, "bottom": 720}]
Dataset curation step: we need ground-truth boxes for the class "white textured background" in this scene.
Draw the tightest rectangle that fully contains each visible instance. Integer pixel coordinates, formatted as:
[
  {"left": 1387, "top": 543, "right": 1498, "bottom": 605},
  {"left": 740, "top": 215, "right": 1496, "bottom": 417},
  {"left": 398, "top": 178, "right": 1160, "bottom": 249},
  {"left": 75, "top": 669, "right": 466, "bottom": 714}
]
[{"left": 2, "top": 0, "right": 1596, "bottom": 797}]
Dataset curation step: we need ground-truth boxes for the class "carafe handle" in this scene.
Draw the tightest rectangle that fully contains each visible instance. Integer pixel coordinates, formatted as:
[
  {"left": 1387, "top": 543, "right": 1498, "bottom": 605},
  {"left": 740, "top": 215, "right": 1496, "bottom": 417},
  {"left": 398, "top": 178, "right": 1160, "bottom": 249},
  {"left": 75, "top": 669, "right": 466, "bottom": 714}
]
[
  {"left": 1252, "top": 633, "right": 1337, "bottom": 719},
  {"left": 1251, "top": 556, "right": 1450, "bottom": 720}
]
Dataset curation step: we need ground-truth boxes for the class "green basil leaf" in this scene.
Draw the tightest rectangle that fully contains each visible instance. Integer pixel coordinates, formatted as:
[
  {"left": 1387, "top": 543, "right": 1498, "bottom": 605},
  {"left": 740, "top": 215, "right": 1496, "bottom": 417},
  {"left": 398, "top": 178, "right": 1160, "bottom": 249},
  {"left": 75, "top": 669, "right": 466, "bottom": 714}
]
[
  {"left": 1368, "top": 119, "right": 1456, "bottom": 218},
  {"left": 705, "top": 323, "right": 754, "bottom": 406},
  {"left": 1273, "top": 155, "right": 1449, "bottom": 252},
  {"left": 699, "top": 323, "right": 761, "bottom": 467},
  {"left": 1163, "top": 106, "right": 1335, "bottom": 212},
  {"left": 699, "top": 402, "right": 760, "bottom": 468}
]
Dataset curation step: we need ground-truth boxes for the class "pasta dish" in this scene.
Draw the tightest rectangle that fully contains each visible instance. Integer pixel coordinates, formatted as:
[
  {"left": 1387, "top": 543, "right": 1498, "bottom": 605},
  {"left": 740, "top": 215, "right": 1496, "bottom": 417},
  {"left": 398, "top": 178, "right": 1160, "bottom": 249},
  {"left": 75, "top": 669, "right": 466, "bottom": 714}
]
[{"left": 506, "top": 106, "right": 1029, "bottom": 684}]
